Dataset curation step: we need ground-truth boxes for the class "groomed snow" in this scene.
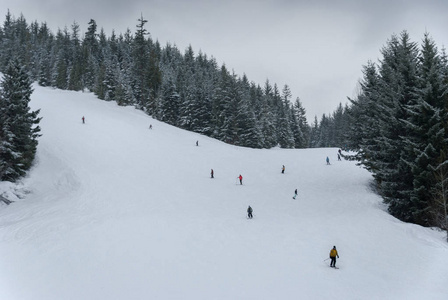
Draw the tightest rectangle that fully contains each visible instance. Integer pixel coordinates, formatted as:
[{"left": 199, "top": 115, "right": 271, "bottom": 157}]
[{"left": 0, "top": 84, "right": 447, "bottom": 300}]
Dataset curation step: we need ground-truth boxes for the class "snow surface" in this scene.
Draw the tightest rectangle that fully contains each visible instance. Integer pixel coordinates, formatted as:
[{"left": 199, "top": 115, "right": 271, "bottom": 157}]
[{"left": 0, "top": 84, "right": 447, "bottom": 300}]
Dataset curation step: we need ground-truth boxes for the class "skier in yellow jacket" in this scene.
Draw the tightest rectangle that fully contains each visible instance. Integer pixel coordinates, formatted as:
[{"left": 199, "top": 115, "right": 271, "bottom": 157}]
[{"left": 329, "top": 246, "right": 339, "bottom": 268}]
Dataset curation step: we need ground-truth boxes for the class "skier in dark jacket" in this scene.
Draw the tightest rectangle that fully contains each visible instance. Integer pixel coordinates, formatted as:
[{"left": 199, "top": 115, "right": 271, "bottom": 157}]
[
  {"left": 282, "top": 165, "right": 285, "bottom": 174},
  {"left": 211, "top": 169, "right": 214, "bottom": 178},
  {"left": 247, "top": 206, "right": 253, "bottom": 219},
  {"left": 293, "top": 188, "right": 298, "bottom": 199}
]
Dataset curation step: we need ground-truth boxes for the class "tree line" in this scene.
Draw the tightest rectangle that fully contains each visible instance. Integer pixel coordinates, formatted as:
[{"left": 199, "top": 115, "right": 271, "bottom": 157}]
[
  {"left": 313, "top": 31, "right": 448, "bottom": 238},
  {"left": 0, "top": 11, "right": 311, "bottom": 150}
]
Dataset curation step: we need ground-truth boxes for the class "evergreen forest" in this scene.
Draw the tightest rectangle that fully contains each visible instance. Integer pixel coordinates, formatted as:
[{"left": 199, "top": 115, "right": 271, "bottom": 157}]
[
  {"left": 0, "top": 12, "right": 310, "bottom": 150},
  {"left": 321, "top": 32, "right": 448, "bottom": 233}
]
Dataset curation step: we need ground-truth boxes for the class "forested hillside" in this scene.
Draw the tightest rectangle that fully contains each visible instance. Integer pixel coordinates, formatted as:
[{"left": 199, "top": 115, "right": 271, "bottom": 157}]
[
  {"left": 315, "top": 31, "right": 448, "bottom": 234},
  {"left": 0, "top": 11, "right": 310, "bottom": 149}
]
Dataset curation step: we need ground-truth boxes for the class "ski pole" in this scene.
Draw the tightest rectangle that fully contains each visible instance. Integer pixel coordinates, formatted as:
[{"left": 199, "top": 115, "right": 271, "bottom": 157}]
[{"left": 323, "top": 258, "right": 330, "bottom": 262}]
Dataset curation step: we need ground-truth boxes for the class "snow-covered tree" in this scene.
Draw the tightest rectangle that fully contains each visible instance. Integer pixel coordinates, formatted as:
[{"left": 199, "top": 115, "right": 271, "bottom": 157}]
[{"left": 0, "top": 58, "right": 41, "bottom": 181}]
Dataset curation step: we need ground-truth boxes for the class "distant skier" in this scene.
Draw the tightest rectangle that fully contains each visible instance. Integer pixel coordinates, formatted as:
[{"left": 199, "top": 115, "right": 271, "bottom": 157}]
[
  {"left": 82, "top": 116, "right": 85, "bottom": 124},
  {"left": 326, "top": 156, "right": 330, "bottom": 165},
  {"left": 211, "top": 169, "right": 214, "bottom": 178},
  {"left": 293, "top": 188, "right": 298, "bottom": 199},
  {"left": 149, "top": 124, "right": 152, "bottom": 129},
  {"left": 329, "top": 246, "right": 339, "bottom": 268},
  {"left": 247, "top": 206, "right": 253, "bottom": 219},
  {"left": 338, "top": 153, "right": 341, "bottom": 161},
  {"left": 338, "top": 149, "right": 342, "bottom": 155},
  {"left": 282, "top": 165, "right": 285, "bottom": 174},
  {"left": 238, "top": 174, "right": 243, "bottom": 185},
  {"left": 196, "top": 140, "right": 199, "bottom": 146}
]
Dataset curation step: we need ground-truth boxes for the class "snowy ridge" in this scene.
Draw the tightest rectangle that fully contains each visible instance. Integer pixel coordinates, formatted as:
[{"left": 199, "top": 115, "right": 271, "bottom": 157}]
[{"left": 0, "top": 84, "right": 447, "bottom": 300}]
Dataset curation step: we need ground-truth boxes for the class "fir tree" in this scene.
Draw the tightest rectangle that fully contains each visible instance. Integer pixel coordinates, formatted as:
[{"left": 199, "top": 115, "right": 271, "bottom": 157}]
[
  {"left": 82, "top": 19, "right": 99, "bottom": 91},
  {"left": 235, "top": 75, "right": 260, "bottom": 148},
  {"left": 376, "top": 32, "right": 420, "bottom": 223},
  {"left": 156, "top": 74, "right": 180, "bottom": 124},
  {"left": 403, "top": 33, "right": 448, "bottom": 225},
  {"left": 292, "top": 97, "right": 308, "bottom": 148},
  {"left": 132, "top": 14, "right": 150, "bottom": 109},
  {"left": 308, "top": 116, "right": 320, "bottom": 148},
  {"left": 0, "top": 58, "right": 41, "bottom": 181},
  {"left": 67, "top": 21, "right": 83, "bottom": 91},
  {"left": 430, "top": 150, "right": 448, "bottom": 241}
]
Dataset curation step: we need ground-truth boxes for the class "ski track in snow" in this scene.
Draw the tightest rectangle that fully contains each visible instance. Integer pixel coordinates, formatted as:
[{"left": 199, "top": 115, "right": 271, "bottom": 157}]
[{"left": 0, "top": 84, "right": 447, "bottom": 300}]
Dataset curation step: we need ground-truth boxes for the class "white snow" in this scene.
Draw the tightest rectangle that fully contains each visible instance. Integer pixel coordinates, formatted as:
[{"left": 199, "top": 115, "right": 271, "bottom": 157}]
[{"left": 0, "top": 84, "right": 447, "bottom": 300}]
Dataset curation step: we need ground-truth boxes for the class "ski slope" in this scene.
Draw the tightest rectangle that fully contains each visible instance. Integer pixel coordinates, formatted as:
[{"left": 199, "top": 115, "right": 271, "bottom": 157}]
[{"left": 0, "top": 84, "right": 447, "bottom": 300}]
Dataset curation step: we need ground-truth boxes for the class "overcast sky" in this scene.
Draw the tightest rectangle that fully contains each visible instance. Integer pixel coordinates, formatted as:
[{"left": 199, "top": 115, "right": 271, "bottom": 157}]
[{"left": 2, "top": 0, "right": 448, "bottom": 120}]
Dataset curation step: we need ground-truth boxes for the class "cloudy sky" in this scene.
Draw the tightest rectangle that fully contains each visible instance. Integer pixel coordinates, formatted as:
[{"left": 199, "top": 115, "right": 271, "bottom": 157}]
[{"left": 2, "top": 0, "right": 448, "bottom": 120}]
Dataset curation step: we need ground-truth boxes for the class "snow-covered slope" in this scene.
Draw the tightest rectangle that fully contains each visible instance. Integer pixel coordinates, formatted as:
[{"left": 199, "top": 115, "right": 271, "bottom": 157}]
[{"left": 0, "top": 84, "right": 447, "bottom": 300}]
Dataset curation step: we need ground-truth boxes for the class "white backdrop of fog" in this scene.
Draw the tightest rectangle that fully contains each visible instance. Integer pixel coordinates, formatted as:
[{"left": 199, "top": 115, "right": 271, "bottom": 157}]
[{"left": 2, "top": 0, "right": 448, "bottom": 120}]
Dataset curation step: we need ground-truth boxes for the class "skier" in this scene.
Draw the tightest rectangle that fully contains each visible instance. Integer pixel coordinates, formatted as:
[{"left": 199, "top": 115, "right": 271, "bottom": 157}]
[
  {"left": 149, "top": 124, "right": 152, "bottom": 129},
  {"left": 329, "top": 246, "right": 339, "bottom": 268},
  {"left": 326, "top": 156, "right": 330, "bottom": 165},
  {"left": 338, "top": 149, "right": 342, "bottom": 155},
  {"left": 82, "top": 116, "right": 85, "bottom": 124},
  {"left": 338, "top": 153, "right": 341, "bottom": 161},
  {"left": 293, "top": 188, "right": 298, "bottom": 199},
  {"left": 238, "top": 174, "right": 243, "bottom": 185},
  {"left": 282, "top": 165, "right": 285, "bottom": 174},
  {"left": 196, "top": 140, "right": 199, "bottom": 146},
  {"left": 247, "top": 206, "right": 253, "bottom": 219},
  {"left": 211, "top": 169, "right": 214, "bottom": 178}
]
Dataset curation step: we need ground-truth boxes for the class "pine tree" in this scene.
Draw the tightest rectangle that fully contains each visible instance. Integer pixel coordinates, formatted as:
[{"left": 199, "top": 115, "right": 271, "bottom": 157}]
[
  {"left": 292, "top": 97, "right": 308, "bottom": 148},
  {"left": 0, "top": 58, "right": 41, "bottom": 181},
  {"left": 146, "top": 41, "right": 162, "bottom": 114},
  {"left": 403, "top": 33, "right": 448, "bottom": 225},
  {"left": 37, "top": 26, "right": 54, "bottom": 87},
  {"left": 156, "top": 74, "right": 180, "bottom": 124},
  {"left": 82, "top": 19, "right": 99, "bottom": 91},
  {"left": 259, "top": 98, "right": 277, "bottom": 148},
  {"left": 0, "top": 10, "right": 15, "bottom": 71},
  {"left": 277, "top": 85, "right": 295, "bottom": 148},
  {"left": 67, "top": 21, "right": 83, "bottom": 91},
  {"left": 52, "top": 28, "right": 71, "bottom": 89},
  {"left": 211, "top": 65, "right": 234, "bottom": 141},
  {"left": 132, "top": 14, "right": 150, "bottom": 110},
  {"left": 332, "top": 103, "right": 346, "bottom": 147},
  {"left": 235, "top": 75, "right": 261, "bottom": 148},
  {"left": 220, "top": 70, "right": 241, "bottom": 144},
  {"left": 189, "top": 55, "right": 213, "bottom": 135},
  {"left": 308, "top": 116, "right": 320, "bottom": 148},
  {"left": 345, "top": 61, "right": 383, "bottom": 171},
  {"left": 431, "top": 150, "right": 448, "bottom": 241},
  {"left": 376, "top": 32, "right": 420, "bottom": 222},
  {"left": 178, "top": 45, "right": 197, "bottom": 130},
  {"left": 115, "top": 30, "right": 136, "bottom": 106}
]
